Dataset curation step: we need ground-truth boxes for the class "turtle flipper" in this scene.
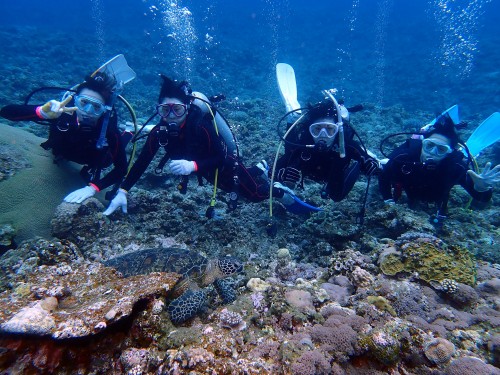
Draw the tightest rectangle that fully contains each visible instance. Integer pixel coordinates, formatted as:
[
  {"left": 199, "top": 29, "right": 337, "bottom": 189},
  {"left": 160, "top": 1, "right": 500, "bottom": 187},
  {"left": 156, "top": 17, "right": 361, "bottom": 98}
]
[
  {"left": 214, "top": 278, "right": 237, "bottom": 304},
  {"left": 167, "top": 289, "right": 207, "bottom": 324}
]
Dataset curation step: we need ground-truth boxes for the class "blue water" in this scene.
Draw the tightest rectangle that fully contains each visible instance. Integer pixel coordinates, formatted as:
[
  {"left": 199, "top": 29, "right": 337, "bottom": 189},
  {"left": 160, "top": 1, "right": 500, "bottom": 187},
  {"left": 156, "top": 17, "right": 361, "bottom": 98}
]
[{"left": 0, "top": 0, "right": 498, "bottom": 117}]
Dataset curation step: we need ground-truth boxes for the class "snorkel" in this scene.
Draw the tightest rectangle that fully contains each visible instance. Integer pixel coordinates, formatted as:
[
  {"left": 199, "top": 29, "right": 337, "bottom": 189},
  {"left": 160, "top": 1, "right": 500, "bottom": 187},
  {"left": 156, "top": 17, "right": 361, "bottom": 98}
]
[{"left": 322, "top": 89, "right": 345, "bottom": 158}]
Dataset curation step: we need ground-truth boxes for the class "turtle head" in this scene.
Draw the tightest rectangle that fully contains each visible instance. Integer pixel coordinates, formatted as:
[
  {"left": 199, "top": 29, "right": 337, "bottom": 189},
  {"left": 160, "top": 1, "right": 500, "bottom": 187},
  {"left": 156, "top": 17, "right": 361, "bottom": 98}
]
[{"left": 217, "top": 257, "right": 243, "bottom": 277}]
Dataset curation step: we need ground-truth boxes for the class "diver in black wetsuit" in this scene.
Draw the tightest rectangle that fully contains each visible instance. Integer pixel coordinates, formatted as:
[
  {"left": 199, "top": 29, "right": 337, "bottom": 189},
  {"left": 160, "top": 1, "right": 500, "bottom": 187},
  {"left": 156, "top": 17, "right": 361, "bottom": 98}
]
[
  {"left": 103, "top": 75, "right": 271, "bottom": 216},
  {"left": 378, "top": 113, "right": 500, "bottom": 226},
  {"left": 273, "top": 97, "right": 380, "bottom": 203},
  {"left": 0, "top": 72, "right": 129, "bottom": 203}
]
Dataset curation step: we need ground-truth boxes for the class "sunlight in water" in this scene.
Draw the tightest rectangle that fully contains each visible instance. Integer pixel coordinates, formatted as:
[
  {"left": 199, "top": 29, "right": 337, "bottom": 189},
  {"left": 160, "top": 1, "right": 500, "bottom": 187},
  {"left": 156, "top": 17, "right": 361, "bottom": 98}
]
[
  {"left": 336, "top": 0, "right": 360, "bottom": 98},
  {"left": 145, "top": 0, "right": 197, "bottom": 79},
  {"left": 373, "top": 0, "right": 394, "bottom": 109},
  {"left": 430, "top": 0, "right": 492, "bottom": 79},
  {"left": 91, "top": 0, "right": 105, "bottom": 62}
]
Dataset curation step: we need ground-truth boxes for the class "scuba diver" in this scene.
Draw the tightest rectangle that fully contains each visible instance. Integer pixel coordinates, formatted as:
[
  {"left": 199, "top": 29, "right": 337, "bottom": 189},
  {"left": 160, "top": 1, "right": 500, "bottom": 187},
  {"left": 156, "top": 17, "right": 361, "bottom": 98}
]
[
  {"left": 378, "top": 112, "right": 500, "bottom": 226},
  {"left": 103, "top": 75, "right": 273, "bottom": 217},
  {"left": 272, "top": 92, "right": 380, "bottom": 206},
  {"left": 0, "top": 71, "right": 130, "bottom": 203},
  {"left": 265, "top": 64, "right": 380, "bottom": 226}
]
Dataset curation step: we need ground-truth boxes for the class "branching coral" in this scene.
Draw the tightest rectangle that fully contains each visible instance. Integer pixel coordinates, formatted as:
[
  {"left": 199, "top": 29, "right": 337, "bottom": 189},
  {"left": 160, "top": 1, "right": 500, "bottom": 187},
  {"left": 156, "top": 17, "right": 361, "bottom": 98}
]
[{"left": 291, "top": 350, "right": 331, "bottom": 375}]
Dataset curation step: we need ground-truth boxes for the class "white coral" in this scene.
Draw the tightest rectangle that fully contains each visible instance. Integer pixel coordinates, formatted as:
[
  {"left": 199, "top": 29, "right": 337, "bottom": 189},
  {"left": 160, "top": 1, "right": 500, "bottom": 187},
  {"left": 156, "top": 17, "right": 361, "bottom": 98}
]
[{"left": 350, "top": 266, "right": 374, "bottom": 288}]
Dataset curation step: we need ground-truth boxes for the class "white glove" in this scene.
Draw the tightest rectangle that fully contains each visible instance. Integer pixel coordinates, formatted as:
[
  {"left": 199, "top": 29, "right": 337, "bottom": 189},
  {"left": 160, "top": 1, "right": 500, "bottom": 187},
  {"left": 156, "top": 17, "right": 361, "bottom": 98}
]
[
  {"left": 169, "top": 160, "right": 197, "bottom": 175},
  {"left": 64, "top": 185, "right": 97, "bottom": 203},
  {"left": 273, "top": 182, "right": 296, "bottom": 206},
  {"left": 37, "top": 95, "right": 77, "bottom": 119},
  {"left": 103, "top": 189, "right": 128, "bottom": 215},
  {"left": 467, "top": 162, "right": 500, "bottom": 192}
]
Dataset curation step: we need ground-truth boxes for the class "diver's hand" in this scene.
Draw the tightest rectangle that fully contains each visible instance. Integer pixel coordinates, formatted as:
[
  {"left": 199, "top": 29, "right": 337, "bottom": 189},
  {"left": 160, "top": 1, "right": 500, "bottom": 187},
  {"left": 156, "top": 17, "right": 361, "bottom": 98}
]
[
  {"left": 277, "top": 167, "right": 301, "bottom": 184},
  {"left": 169, "top": 160, "right": 197, "bottom": 175},
  {"left": 273, "top": 182, "right": 296, "bottom": 207},
  {"left": 64, "top": 185, "right": 97, "bottom": 203},
  {"left": 467, "top": 162, "right": 500, "bottom": 192},
  {"left": 429, "top": 213, "right": 446, "bottom": 228},
  {"left": 37, "top": 95, "right": 77, "bottom": 119},
  {"left": 103, "top": 189, "right": 128, "bottom": 215},
  {"left": 363, "top": 158, "right": 381, "bottom": 176}
]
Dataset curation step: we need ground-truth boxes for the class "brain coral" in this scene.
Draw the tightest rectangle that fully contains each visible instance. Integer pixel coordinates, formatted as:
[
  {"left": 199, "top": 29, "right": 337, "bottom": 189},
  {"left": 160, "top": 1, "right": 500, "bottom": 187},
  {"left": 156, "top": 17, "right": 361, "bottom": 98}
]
[
  {"left": 0, "top": 124, "right": 82, "bottom": 242},
  {"left": 424, "top": 338, "right": 455, "bottom": 364}
]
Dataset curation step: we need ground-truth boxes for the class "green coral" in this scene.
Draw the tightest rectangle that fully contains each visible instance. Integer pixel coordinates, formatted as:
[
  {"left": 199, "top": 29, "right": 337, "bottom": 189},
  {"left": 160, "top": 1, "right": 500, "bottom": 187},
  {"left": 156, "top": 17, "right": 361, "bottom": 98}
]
[
  {"left": 380, "top": 241, "right": 476, "bottom": 286},
  {"left": 367, "top": 296, "right": 396, "bottom": 316},
  {"left": 379, "top": 253, "right": 405, "bottom": 276},
  {"left": 359, "top": 328, "right": 400, "bottom": 365}
]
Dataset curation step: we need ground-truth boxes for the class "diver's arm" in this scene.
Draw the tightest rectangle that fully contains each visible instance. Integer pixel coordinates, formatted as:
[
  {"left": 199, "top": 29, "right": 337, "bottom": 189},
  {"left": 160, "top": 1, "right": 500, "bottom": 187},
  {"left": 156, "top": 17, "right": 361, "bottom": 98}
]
[
  {"left": 377, "top": 146, "right": 411, "bottom": 201},
  {"left": 0, "top": 104, "right": 41, "bottom": 121},
  {"left": 91, "top": 127, "right": 129, "bottom": 191},
  {"left": 191, "top": 121, "right": 225, "bottom": 171},
  {"left": 120, "top": 129, "right": 161, "bottom": 191},
  {"left": 378, "top": 163, "right": 394, "bottom": 201},
  {"left": 345, "top": 141, "right": 380, "bottom": 176}
]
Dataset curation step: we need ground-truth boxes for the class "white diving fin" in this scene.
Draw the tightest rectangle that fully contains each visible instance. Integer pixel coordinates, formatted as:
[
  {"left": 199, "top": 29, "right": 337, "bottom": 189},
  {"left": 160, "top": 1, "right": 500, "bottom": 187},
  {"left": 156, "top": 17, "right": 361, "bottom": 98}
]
[
  {"left": 464, "top": 112, "right": 500, "bottom": 158},
  {"left": 420, "top": 104, "right": 460, "bottom": 133},
  {"left": 276, "top": 63, "right": 301, "bottom": 114},
  {"left": 92, "top": 54, "right": 137, "bottom": 90}
]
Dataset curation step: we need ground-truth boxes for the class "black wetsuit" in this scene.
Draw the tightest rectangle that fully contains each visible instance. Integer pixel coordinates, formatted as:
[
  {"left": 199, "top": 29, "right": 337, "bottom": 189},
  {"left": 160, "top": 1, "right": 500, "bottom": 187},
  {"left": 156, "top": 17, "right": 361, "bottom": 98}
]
[
  {"left": 0, "top": 104, "right": 128, "bottom": 191},
  {"left": 378, "top": 138, "right": 492, "bottom": 215},
  {"left": 121, "top": 103, "right": 268, "bottom": 202},
  {"left": 276, "top": 122, "right": 376, "bottom": 201}
]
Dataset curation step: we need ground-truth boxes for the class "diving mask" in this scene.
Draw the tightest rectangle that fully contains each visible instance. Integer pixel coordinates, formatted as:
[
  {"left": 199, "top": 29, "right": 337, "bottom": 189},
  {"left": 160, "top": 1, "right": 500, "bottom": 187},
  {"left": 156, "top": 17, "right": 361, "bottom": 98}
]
[
  {"left": 157, "top": 103, "right": 188, "bottom": 118},
  {"left": 422, "top": 138, "right": 453, "bottom": 157},
  {"left": 309, "top": 121, "right": 339, "bottom": 139},
  {"left": 74, "top": 95, "right": 107, "bottom": 116}
]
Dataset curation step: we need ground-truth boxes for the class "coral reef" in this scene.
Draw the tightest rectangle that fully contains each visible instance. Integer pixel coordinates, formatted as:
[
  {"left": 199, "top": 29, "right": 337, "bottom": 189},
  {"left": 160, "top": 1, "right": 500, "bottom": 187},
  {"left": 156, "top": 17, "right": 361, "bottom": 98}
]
[
  {"left": 0, "top": 124, "right": 82, "bottom": 242},
  {"left": 0, "top": 5, "right": 499, "bottom": 373},
  {"left": 424, "top": 337, "right": 455, "bottom": 365},
  {"left": 445, "top": 356, "right": 500, "bottom": 375},
  {"left": 379, "top": 233, "right": 477, "bottom": 285},
  {"left": 0, "top": 256, "right": 181, "bottom": 338}
]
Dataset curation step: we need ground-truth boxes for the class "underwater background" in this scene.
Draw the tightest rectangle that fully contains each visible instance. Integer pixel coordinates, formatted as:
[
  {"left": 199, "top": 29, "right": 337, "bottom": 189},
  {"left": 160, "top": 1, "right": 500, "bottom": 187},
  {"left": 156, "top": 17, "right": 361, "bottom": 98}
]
[
  {"left": 0, "top": 0, "right": 499, "bottom": 374},
  {"left": 1, "top": 0, "right": 500, "bottom": 114}
]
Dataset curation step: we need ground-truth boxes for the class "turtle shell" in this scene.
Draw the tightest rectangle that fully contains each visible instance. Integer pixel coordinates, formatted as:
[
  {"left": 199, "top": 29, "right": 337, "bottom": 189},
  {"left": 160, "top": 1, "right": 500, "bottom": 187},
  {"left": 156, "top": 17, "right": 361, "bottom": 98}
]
[{"left": 104, "top": 247, "right": 207, "bottom": 279}]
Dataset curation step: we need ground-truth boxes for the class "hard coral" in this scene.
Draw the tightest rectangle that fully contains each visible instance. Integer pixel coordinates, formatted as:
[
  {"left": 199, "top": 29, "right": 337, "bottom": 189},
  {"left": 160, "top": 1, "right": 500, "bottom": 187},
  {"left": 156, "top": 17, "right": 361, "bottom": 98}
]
[
  {"left": 367, "top": 296, "right": 396, "bottom": 317},
  {"left": 350, "top": 266, "right": 374, "bottom": 288},
  {"left": 285, "top": 289, "right": 315, "bottom": 314},
  {"left": 309, "top": 319, "right": 358, "bottom": 362},
  {"left": 291, "top": 350, "right": 331, "bottom": 375},
  {"left": 444, "top": 356, "right": 500, "bottom": 375},
  {"left": 362, "top": 329, "right": 400, "bottom": 365},
  {"left": 379, "top": 237, "right": 476, "bottom": 286},
  {"left": 424, "top": 338, "right": 455, "bottom": 365},
  {"left": 329, "top": 248, "right": 373, "bottom": 276},
  {"left": 219, "top": 308, "right": 246, "bottom": 330}
]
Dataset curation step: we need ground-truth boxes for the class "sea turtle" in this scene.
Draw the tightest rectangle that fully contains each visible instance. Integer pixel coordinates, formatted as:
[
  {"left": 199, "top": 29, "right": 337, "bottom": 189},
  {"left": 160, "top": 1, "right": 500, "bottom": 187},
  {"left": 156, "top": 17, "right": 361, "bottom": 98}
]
[{"left": 103, "top": 247, "right": 243, "bottom": 324}]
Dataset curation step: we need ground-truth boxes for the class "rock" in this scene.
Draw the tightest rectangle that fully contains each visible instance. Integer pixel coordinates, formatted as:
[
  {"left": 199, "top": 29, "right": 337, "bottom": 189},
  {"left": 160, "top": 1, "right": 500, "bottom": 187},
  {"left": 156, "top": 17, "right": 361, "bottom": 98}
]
[{"left": 0, "top": 262, "right": 181, "bottom": 339}]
